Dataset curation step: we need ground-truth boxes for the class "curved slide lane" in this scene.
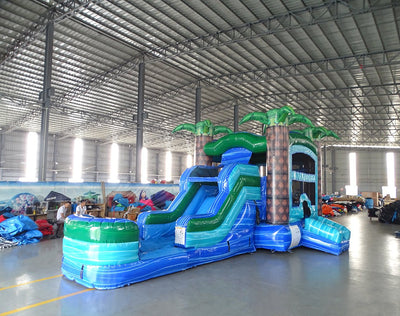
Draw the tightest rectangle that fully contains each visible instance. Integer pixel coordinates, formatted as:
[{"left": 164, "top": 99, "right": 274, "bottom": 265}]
[{"left": 175, "top": 164, "right": 261, "bottom": 248}]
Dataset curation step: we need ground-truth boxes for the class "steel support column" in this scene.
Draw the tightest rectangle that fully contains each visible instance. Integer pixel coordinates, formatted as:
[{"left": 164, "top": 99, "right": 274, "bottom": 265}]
[
  {"left": 95, "top": 141, "right": 99, "bottom": 182},
  {"left": 195, "top": 86, "right": 201, "bottom": 123},
  {"left": 135, "top": 62, "right": 145, "bottom": 183},
  {"left": 331, "top": 148, "right": 336, "bottom": 193},
  {"left": 38, "top": 21, "right": 54, "bottom": 182},
  {"left": 234, "top": 101, "right": 239, "bottom": 132},
  {"left": 323, "top": 144, "right": 327, "bottom": 194},
  {"left": 52, "top": 135, "right": 57, "bottom": 181},
  {"left": 0, "top": 134, "right": 3, "bottom": 181}
]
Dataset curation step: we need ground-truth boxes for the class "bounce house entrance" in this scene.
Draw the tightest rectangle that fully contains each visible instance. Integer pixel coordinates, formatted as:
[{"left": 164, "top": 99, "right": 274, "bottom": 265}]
[{"left": 292, "top": 181, "right": 315, "bottom": 206}]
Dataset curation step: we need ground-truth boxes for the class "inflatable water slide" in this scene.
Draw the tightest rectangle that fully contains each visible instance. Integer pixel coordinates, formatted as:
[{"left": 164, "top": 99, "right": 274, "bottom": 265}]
[
  {"left": 62, "top": 110, "right": 350, "bottom": 290},
  {"left": 62, "top": 148, "right": 262, "bottom": 289}
]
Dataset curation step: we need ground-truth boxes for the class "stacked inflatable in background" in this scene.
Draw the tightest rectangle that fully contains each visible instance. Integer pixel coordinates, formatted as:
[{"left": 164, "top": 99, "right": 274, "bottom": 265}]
[
  {"left": 379, "top": 200, "right": 400, "bottom": 224},
  {"left": 150, "top": 190, "right": 175, "bottom": 209}
]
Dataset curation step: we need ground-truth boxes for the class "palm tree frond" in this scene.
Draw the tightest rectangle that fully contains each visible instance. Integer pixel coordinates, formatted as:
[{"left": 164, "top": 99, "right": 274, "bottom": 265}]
[
  {"left": 213, "top": 126, "right": 233, "bottom": 136},
  {"left": 172, "top": 123, "right": 196, "bottom": 134},
  {"left": 287, "top": 114, "right": 314, "bottom": 127},
  {"left": 325, "top": 129, "right": 340, "bottom": 139},
  {"left": 195, "top": 121, "right": 207, "bottom": 136},
  {"left": 239, "top": 112, "right": 270, "bottom": 125}
]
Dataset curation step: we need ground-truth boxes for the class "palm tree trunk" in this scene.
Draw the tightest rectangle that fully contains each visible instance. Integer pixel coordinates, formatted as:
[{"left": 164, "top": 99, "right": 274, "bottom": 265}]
[
  {"left": 266, "top": 125, "right": 289, "bottom": 224},
  {"left": 195, "top": 135, "right": 213, "bottom": 166},
  {"left": 316, "top": 140, "right": 322, "bottom": 216}
]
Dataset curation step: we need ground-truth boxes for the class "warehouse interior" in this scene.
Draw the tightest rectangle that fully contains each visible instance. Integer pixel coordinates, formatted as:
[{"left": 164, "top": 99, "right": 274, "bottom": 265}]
[{"left": 0, "top": 1, "right": 400, "bottom": 315}]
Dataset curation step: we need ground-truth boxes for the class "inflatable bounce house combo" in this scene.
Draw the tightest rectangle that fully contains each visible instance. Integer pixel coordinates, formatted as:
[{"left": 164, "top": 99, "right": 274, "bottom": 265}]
[{"left": 62, "top": 106, "right": 350, "bottom": 289}]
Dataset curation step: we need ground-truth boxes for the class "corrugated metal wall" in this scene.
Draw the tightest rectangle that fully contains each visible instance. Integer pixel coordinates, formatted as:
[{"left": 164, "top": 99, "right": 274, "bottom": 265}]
[
  {"left": 324, "top": 147, "right": 400, "bottom": 197},
  {"left": 2, "top": 132, "right": 398, "bottom": 197},
  {"left": 1, "top": 131, "right": 26, "bottom": 181},
  {"left": 0, "top": 131, "right": 188, "bottom": 183}
]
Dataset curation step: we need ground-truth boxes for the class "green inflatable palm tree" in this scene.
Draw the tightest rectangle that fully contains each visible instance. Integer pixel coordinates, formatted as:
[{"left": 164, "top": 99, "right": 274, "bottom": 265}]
[
  {"left": 292, "top": 126, "right": 339, "bottom": 141},
  {"left": 240, "top": 105, "right": 314, "bottom": 128},
  {"left": 173, "top": 120, "right": 233, "bottom": 166},
  {"left": 240, "top": 105, "right": 314, "bottom": 225}
]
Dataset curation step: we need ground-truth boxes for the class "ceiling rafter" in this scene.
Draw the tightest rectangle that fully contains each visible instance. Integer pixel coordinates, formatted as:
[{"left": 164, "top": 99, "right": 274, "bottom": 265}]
[
  {"left": 1, "top": 0, "right": 399, "bottom": 150},
  {"left": 138, "top": 49, "right": 400, "bottom": 108},
  {"left": 3, "top": 81, "right": 400, "bottom": 137},
  {"left": 0, "top": 0, "right": 102, "bottom": 66},
  {"left": 146, "top": 0, "right": 398, "bottom": 62},
  {"left": 51, "top": 1, "right": 399, "bottom": 107}
]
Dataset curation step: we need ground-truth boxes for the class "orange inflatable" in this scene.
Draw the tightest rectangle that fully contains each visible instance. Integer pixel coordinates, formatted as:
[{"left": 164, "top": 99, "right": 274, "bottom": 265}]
[{"left": 322, "top": 204, "right": 335, "bottom": 217}]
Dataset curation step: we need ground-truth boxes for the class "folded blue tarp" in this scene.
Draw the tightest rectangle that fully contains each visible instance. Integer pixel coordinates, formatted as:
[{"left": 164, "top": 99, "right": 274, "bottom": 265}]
[
  {"left": 0, "top": 215, "right": 42, "bottom": 245},
  {"left": 113, "top": 193, "right": 130, "bottom": 207}
]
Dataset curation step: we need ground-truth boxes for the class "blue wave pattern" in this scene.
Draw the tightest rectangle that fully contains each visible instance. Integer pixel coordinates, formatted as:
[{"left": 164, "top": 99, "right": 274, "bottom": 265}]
[
  {"left": 61, "top": 143, "right": 351, "bottom": 289},
  {"left": 63, "top": 237, "right": 139, "bottom": 266}
]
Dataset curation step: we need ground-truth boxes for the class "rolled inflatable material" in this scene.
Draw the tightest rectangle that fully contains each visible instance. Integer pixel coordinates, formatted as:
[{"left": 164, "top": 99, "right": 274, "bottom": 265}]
[{"left": 64, "top": 215, "right": 139, "bottom": 243}]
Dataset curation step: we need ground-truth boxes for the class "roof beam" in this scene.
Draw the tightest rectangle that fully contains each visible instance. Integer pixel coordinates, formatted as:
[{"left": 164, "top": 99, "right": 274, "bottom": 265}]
[
  {"left": 52, "top": 1, "right": 399, "bottom": 106},
  {"left": 240, "top": 83, "right": 400, "bottom": 104},
  {"left": 145, "top": 1, "right": 398, "bottom": 62},
  {"left": 1, "top": 109, "right": 41, "bottom": 134},
  {"left": 152, "top": 84, "right": 400, "bottom": 129},
  {"left": 0, "top": 0, "right": 102, "bottom": 66},
  {"left": 200, "top": 50, "right": 400, "bottom": 87},
  {"left": 141, "top": 49, "right": 400, "bottom": 108},
  {"left": 50, "top": 104, "right": 190, "bottom": 143},
  {"left": 3, "top": 80, "right": 399, "bottom": 132}
]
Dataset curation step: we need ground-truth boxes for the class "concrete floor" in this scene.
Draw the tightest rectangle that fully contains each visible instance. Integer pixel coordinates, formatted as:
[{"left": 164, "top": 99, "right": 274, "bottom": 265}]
[{"left": 0, "top": 211, "right": 399, "bottom": 316}]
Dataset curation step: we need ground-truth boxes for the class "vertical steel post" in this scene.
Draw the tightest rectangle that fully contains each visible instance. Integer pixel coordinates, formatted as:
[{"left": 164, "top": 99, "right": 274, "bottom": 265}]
[
  {"left": 323, "top": 144, "right": 327, "bottom": 194},
  {"left": 195, "top": 86, "right": 201, "bottom": 123},
  {"left": 233, "top": 101, "right": 239, "bottom": 132},
  {"left": 316, "top": 141, "right": 322, "bottom": 216},
  {"left": 135, "top": 62, "right": 145, "bottom": 183},
  {"left": 155, "top": 152, "right": 160, "bottom": 180},
  {"left": 95, "top": 141, "right": 99, "bottom": 182},
  {"left": 0, "top": 133, "right": 3, "bottom": 181},
  {"left": 52, "top": 135, "right": 57, "bottom": 181},
  {"left": 331, "top": 148, "right": 336, "bottom": 193},
  {"left": 38, "top": 21, "right": 54, "bottom": 182}
]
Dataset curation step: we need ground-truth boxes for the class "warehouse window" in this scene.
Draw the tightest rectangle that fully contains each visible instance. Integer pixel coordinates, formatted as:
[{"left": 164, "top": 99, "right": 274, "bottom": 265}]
[
  {"left": 108, "top": 143, "right": 119, "bottom": 183},
  {"left": 186, "top": 154, "right": 192, "bottom": 168},
  {"left": 165, "top": 151, "right": 172, "bottom": 181},
  {"left": 141, "top": 147, "right": 148, "bottom": 183},
  {"left": 345, "top": 152, "right": 358, "bottom": 195},
  {"left": 20, "top": 132, "right": 38, "bottom": 182},
  {"left": 382, "top": 152, "right": 396, "bottom": 198},
  {"left": 69, "top": 138, "right": 83, "bottom": 182}
]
